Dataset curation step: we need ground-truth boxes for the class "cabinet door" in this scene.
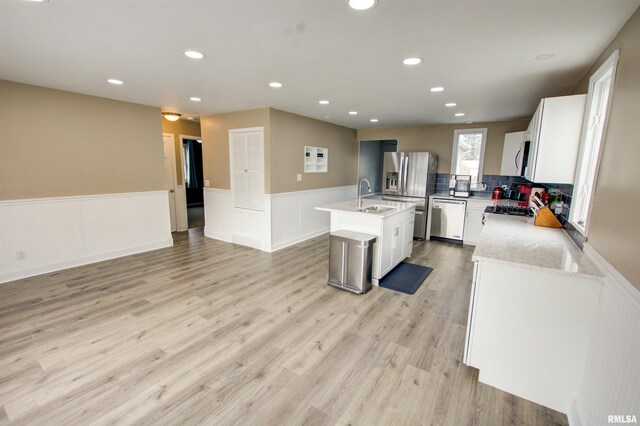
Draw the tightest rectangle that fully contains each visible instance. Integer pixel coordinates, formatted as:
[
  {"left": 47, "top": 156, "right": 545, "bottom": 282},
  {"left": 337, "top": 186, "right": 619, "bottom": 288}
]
[
  {"left": 463, "top": 204, "right": 488, "bottom": 246},
  {"left": 391, "top": 225, "right": 404, "bottom": 265},
  {"left": 500, "top": 132, "right": 525, "bottom": 176},
  {"left": 379, "top": 226, "right": 394, "bottom": 276},
  {"left": 403, "top": 211, "right": 414, "bottom": 258},
  {"left": 524, "top": 100, "right": 543, "bottom": 181}
]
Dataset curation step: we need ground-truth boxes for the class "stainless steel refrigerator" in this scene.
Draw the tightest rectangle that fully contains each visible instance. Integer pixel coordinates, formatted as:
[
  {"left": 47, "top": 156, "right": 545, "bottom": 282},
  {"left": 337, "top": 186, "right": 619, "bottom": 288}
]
[{"left": 382, "top": 152, "right": 438, "bottom": 240}]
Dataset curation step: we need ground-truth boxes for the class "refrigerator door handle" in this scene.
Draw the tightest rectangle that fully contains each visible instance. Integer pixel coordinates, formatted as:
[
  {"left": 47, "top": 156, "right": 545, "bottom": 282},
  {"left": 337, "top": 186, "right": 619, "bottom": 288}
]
[{"left": 402, "top": 155, "right": 409, "bottom": 196}]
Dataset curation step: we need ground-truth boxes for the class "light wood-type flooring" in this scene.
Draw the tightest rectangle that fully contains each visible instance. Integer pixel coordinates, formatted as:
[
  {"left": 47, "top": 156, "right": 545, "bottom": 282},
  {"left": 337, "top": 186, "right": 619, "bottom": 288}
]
[{"left": 0, "top": 229, "right": 567, "bottom": 425}]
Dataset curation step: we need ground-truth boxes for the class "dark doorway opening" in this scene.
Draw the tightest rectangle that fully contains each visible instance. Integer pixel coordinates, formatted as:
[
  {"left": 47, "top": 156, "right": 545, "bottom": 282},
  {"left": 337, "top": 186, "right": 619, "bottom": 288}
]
[{"left": 183, "top": 138, "right": 205, "bottom": 228}]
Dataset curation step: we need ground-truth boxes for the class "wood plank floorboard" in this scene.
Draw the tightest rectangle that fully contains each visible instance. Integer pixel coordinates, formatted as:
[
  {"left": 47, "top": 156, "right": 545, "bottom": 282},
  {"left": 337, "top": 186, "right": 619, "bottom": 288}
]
[{"left": 0, "top": 228, "right": 568, "bottom": 425}]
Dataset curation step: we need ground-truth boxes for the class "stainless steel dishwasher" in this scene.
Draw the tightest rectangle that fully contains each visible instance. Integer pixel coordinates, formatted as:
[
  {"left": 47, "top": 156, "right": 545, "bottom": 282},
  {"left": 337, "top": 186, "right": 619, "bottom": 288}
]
[{"left": 430, "top": 198, "right": 466, "bottom": 242}]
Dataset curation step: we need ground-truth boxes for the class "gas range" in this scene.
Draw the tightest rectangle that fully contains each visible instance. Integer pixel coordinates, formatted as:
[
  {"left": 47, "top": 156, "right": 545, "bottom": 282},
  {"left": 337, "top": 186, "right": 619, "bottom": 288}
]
[{"left": 484, "top": 205, "right": 534, "bottom": 217}]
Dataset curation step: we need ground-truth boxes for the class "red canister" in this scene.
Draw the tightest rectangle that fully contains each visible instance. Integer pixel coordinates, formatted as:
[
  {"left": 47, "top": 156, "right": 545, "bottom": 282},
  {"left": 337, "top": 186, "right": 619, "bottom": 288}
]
[{"left": 491, "top": 187, "right": 504, "bottom": 200}]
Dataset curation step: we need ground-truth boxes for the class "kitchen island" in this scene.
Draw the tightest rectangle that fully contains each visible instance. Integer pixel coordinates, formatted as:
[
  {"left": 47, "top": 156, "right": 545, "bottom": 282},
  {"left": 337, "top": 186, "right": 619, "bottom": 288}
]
[
  {"left": 316, "top": 199, "right": 415, "bottom": 285},
  {"left": 464, "top": 214, "right": 603, "bottom": 414}
]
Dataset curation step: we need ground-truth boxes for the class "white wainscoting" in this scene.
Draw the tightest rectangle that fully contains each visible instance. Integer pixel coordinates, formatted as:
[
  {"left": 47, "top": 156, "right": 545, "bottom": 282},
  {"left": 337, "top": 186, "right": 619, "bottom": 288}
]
[
  {"left": 203, "top": 185, "right": 356, "bottom": 252},
  {"left": 203, "top": 188, "right": 272, "bottom": 251},
  {"left": 569, "top": 244, "right": 640, "bottom": 426},
  {"left": 270, "top": 185, "right": 357, "bottom": 251},
  {"left": 0, "top": 191, "right": 173, "bottom": 284}
]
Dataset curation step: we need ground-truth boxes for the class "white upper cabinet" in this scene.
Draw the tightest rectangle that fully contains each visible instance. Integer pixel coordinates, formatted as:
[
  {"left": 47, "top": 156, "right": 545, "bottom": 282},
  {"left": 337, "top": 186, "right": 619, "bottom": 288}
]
[
  {"left": 524, "top": 95, "right": 587, "bottom": 184},
  {"left": 500, "top": 131, "right": 526, "bottom": 176}
]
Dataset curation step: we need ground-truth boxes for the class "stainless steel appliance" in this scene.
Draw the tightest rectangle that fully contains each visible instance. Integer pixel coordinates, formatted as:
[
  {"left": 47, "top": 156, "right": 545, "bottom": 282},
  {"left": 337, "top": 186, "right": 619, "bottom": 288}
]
[
  {"left": 382, "top": 152, "right": 438, "bottom": 240},
  {"left": 430, "top": 198, "right": 466, "bottom": 242}
]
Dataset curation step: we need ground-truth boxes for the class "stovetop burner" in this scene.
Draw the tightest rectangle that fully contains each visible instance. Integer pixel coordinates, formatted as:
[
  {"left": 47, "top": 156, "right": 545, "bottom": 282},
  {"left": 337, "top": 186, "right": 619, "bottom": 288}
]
[{"left": 484, "top": 205, "right": 534, "bottom": 217}]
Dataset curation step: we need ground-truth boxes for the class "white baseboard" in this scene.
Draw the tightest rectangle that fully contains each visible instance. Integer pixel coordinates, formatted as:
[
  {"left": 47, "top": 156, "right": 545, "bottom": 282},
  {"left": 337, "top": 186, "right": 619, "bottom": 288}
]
[
  {"left": 0, "top": 190, "right": 172, "bottom": 284},
  {"left": 203, "top": 227, "right": 230, "bottom": 243},
  {"left": 0, "top": 239, "right": 172, "bottom": 284},
  {"left": 270, "top": 228, "right": 329, "bottom": 252}
]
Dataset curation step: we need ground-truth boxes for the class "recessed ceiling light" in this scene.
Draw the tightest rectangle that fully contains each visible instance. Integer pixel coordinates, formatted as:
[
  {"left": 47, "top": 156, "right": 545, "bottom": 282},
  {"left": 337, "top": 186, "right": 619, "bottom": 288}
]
[
  {"left": 535, "top": 53, "right": 555, "bottom": 61},
  {"left": 348, "top": 111, "right": 358, "bottom": 115},
  {"left": 319, "top": 100, "right": 330, "bottom": 105},
  {"left": 445, "top": 102, "right": 457, "bottom": 107},
  {"left": 455, "top": 113, "right": 465, "bottom": 117},
  {"left": 403, "top": 57, "right": 422, "bottom": 66},
  {"left": 107, "top": 79, "right": 124, "bottom": 85},
  {"left": 190, "top": 97, "right": 202, "bottom": 102},
  {"left": 27, "top": 0, "right": 49, "bottom": 2},
  {"left": 184, "top": 50, "right": 206, "bottom": 60},
  {"left": 348, "top": 0, "right": 377, "bottom": 10},
  {"left": 370, "top": 119, "right": 379, "bottom": 123},
  {"left": 324, "top": 116, "right": 331, "bottom": 119},
  {"left": 465, "top": 121, "right": 475, "bottom": 124},
  {"left": 187, "top": 117, "right": 194, "bottom": 120},
  {"left": 430, "top": 87, "right": 445, "bottom": 92},
  {"left": 269, "top": 82, "right": 283, "bottom": 88}
]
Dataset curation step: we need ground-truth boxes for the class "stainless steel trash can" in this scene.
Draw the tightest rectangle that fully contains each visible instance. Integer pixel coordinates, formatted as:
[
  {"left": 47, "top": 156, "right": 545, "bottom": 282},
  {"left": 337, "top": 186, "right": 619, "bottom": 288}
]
[{"left": 328, "top": 230, "right": 376, "bottom": 294}]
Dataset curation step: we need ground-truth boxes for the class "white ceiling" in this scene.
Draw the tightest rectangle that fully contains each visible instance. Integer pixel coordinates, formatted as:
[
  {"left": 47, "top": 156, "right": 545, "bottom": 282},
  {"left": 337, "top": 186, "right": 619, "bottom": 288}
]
[{"left": 1, "top": 0, "right": 638, "bottom": 129}]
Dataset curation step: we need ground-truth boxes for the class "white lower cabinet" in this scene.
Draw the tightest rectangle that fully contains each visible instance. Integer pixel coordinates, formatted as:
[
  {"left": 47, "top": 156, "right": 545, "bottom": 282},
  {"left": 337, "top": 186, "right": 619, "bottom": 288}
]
[
  {"left": 464, "top": 260, "right": 602, "bottom": 413},
  {"left": 328, "top": 205, "right": 415, "bottom": 285},
  {"left": 463, "top": 199, "right": 493, "bottom": 245}
]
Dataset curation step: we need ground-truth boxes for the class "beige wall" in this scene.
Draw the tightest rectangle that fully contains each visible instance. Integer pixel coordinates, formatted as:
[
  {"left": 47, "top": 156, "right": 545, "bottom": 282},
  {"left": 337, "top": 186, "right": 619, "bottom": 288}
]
[
  {"left": 161, "top": 118, "right": 202, "bottom": 185},
  {"left": 200, "top": 107, "right": 358, "bottom": 194},
  {"left": 200, "top": 108, "right": 271, "bottom": 191},
  {"left": 270, "top": 109, "right": 358, "bottom": 193},
  {"left": 0, "top": 80, "right": 166, "bottom": 200},
  {"left": 357, "top": 119, "right": 530, "bottom": 175},
  {"left": 570, "top": 7, "right": 640, "bottom": 289}
]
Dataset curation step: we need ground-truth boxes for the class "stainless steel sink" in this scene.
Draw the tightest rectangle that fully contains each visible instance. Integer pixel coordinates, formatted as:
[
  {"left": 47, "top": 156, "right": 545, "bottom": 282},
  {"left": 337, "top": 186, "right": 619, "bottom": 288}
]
[{"left": 358, "top": 205, "right": 396, "bottom": 213}]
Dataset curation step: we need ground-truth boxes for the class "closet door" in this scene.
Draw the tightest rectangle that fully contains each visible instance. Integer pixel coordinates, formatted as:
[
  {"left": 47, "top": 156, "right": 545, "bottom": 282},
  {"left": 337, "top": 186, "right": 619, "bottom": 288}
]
[{"left": 229, "top": 128, "right": 264, "bottom": 211}]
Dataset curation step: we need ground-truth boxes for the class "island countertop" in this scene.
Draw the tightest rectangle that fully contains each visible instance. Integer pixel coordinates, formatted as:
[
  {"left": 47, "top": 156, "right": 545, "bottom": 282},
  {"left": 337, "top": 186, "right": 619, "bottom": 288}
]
[
  {"left": 473, "top": 214, "right": 603, "bottom": 279},
  {"left": 315, "top": 198, "right": 415, "bottom": 218}
]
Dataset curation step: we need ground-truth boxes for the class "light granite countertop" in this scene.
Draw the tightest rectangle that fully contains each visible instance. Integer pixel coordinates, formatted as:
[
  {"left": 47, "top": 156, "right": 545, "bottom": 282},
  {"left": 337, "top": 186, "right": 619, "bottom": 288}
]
[
  {"left": 315, "top": 198, "right": 415, "bottom": 218},
  {"left": 473, "top": 215, "right": 603, "bottom": 279}
]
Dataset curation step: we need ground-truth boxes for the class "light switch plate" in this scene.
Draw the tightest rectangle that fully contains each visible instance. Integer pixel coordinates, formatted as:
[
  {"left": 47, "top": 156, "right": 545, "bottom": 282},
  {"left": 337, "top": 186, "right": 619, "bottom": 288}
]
[
  {"left": 204, "top": 179, "right": 210, "bottom": 187},
  {"left": 296, "top": 174, "right": 302, "bottom": 181}
]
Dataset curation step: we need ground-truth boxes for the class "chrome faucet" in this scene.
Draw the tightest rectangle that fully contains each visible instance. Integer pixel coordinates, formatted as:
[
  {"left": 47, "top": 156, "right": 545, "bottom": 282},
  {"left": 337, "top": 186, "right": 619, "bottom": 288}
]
[{"left": 357, "top": 178, "right": 372, "bottom": 209}]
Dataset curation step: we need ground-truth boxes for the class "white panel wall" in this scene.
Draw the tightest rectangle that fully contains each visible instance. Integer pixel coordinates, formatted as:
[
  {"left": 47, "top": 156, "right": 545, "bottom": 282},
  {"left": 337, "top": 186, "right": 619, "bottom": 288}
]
[
  {"left": 0, "top": 191, "right": 173, "bottom": 284},
  {"left": 204, "top": 185, "right": 356, "bottom": 252},
  {"left": 203, "top": 188, "right": 271, "bottom": 251},
  {"left": 570, "top": 244, "right": 640, "bottom": 426},
  {"left": 270, "top": 185, "right": 357, "bottom": 251}
]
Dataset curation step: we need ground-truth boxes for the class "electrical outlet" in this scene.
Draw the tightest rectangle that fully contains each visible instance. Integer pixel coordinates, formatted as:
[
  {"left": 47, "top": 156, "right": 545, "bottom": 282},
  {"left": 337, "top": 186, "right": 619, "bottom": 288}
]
[
  {"left": 16, "top": 250, "right": 26, "bottom": 260},
  {"left": 296, "top": 174, "right": 302, "bottom": 182},
  {"left": 204, "top": 179, "right": 210, "bottom": 187}
]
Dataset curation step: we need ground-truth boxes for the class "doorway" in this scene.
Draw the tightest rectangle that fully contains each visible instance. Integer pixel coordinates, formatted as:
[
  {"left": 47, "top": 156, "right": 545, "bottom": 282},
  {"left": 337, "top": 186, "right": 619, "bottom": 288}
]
[
  {"left": 358, "top": 139, "right": 397, "bottom": 193},
  {"left": 181, "top": 136, "right": 205, "bottom": 229},
  {"left": 163, "top": 133, "right": 178, "bottom": 232}
]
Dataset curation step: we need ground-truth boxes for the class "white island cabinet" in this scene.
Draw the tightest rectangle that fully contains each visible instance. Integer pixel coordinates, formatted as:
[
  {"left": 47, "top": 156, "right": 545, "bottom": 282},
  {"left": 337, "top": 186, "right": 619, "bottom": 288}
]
[
  {"left": 464, "top": 215, "right": 603, "bottom": 414},
  {"left": 316, "top": 199, "right": 415, "bottom": 285}
]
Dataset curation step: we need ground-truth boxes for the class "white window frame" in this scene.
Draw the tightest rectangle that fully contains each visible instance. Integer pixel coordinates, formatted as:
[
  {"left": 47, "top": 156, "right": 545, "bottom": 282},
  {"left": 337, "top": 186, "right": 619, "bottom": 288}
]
[
  {"left": 451, "top": 128, "right": 488, "bottom": 184},
  {"left": 569, "top": 49, "right": 619, "bottom": 236}
]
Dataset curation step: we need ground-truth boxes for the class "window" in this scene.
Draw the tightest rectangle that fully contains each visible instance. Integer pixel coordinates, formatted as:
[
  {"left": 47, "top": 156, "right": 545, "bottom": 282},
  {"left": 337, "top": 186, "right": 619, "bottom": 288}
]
[
  {"left": 451, "top": 128, "right": 487, "bottom": 184},
  {"left": 570, "top": 50, "right": 619, "bottom": 236}
]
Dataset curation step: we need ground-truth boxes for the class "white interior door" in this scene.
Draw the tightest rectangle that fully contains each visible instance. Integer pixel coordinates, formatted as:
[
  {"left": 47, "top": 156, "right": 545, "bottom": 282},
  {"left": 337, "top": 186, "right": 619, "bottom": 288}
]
[{"left": 163, "top": 133, "right": 177, "bottom": 232}]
